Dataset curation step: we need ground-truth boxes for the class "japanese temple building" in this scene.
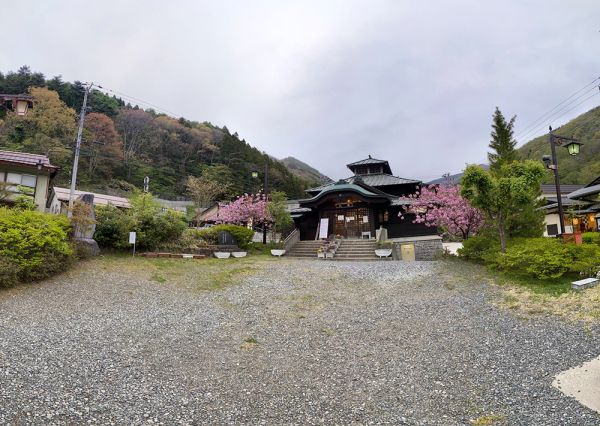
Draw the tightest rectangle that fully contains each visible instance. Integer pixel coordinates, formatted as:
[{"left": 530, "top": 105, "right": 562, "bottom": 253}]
[{"left": 290, "top": 156, "right": 442, "bottom": 258}]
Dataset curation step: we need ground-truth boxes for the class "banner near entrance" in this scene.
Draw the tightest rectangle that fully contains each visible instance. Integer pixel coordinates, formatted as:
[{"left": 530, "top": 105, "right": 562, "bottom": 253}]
[{"left": 319, "top": 218, "right": 329, "bottom": 239}]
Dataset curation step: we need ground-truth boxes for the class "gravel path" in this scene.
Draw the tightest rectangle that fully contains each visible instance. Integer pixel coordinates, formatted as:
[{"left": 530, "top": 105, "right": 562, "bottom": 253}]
[{"left": 0, "top": 259, "right": 599, "bottom": 425}]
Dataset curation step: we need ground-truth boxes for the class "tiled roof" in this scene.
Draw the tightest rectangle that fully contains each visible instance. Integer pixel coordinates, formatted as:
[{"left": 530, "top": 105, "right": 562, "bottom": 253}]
[
  {"left": 0, "top": 150, "right": 57, "bottom": 171},
  {"left": 300, "top": 182, "right": 387, "bottom": 204},
  {"left": 540, "top": 184, "right": 584, "bottom": 195},
  {"left": 307, "top": 174, "right": 419, "bottom": 193},
  {"left": 568, "top": 184, "right": 600, "bottom": 200},
  {"left": 347, "top": 174, "right": 420, "bottom": 187},
  {"left": 346, "top": 157, "right": 389, "bottom": 166},
  {"left": 53, "top": 187, "right": 130, "bottom": 208}
]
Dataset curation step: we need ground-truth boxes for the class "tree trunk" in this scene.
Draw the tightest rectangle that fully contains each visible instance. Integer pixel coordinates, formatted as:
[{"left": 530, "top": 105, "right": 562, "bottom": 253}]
[{"left": 498, "top": 214, "right": 507, "bottom": 253}]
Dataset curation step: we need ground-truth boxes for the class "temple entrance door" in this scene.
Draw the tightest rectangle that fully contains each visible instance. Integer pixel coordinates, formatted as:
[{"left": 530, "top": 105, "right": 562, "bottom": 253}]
[{"left": 328, "top": 207, "right": 372, "bottom": 239}]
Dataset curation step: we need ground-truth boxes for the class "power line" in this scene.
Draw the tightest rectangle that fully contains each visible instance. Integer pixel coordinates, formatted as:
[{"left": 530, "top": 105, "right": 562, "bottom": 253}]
[
  {"left": 516, "top": 84, "right": 600, "bottom": 143},
  {"left": 515, "top": 77, "right": 600, "bottom": 139},
  {"left": 93, "top": 84, "right": 183, "bottom": 118}
]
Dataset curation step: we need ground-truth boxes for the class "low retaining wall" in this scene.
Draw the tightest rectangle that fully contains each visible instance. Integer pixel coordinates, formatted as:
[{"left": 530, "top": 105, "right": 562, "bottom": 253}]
[{"left": 392, "top": 236, "right": 443, "bottom": 261}]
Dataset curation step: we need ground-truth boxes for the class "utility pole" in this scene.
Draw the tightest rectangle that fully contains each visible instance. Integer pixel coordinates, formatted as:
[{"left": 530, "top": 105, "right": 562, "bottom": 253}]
[
  {"left": 68, "top": 83, "right": 92, "bottom": 217},
  {"left": 548, "top": 127, "right": 565, "bottom": 234},
  {"left": 263, "top": 161, "right": 269, "bottom": 244}
]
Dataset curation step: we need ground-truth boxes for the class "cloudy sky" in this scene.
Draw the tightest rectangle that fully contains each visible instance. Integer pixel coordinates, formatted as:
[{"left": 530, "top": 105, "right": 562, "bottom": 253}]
[{"left": 2, "top": 1, "right": 599, "bottom": 180}]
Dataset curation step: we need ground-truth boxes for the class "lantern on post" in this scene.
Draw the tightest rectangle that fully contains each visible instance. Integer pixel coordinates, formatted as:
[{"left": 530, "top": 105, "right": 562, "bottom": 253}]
[{"left": 564, "top": 141, "right": 583, "bottom": 156}]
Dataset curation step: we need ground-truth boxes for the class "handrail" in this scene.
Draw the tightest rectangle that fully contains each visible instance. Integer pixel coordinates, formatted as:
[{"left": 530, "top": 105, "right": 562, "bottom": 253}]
[{"left": 283, "top": 228, "right": 300, "bottom": 252}]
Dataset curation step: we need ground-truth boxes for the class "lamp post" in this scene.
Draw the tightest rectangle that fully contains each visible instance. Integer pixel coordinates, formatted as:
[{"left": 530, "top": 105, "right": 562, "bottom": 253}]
[
  {"left": 543, "top": 126, "right": 583, "bottom": 235},
  {"left": 251, "top": 162, "right": 269, "bottom": 244}
]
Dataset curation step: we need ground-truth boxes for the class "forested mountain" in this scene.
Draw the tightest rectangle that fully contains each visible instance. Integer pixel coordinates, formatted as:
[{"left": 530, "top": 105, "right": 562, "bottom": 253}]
[
  {"left": 519, "top": 105, "right": 600, "bottom": 184},
  {"left": 0, "top": 66, "right": 313, "bottom": 199},
  {"left": 279, "top": 156, "right": 331, "bottom": 184}
]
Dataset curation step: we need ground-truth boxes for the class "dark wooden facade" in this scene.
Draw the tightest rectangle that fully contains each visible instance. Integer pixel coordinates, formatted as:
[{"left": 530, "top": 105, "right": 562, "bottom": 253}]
[{"left": 293, "top": 156, "right": 438, "bottom": 240}]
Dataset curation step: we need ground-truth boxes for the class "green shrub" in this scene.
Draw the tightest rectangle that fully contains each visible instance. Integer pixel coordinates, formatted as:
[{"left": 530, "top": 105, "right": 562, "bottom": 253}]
[
  {"left": 195, "top": 227, "right": 218, "bottom": 242},
  {"left": 134, "top": 209, "right": 188, "bottom": 250},
  {"left": 494, "top": 238, "right": 569, "bottom": 279},
  {"left": 94, "top": 199, "right": 187, "bottom": 251},
  {"left": 94, "top": 205, "right": 134, "bottom": 249},
  {"left": 582, "top": 232, "right": 600, "bottom": 245},
  {"left": 212, "top": 224, "right": 255, "bottom": 249},
  {"left": 0, "top": 207, "right": 73, "bottom": 284},
  {"left": 458, "top": 235, "right": 501, "bottom": 264},
  {"left": 157, "top": 228, "right": 211, "bottom": 252},
  {"left": 0, "top": 256, "right": 19, "bottom": 287},
  {"left": 566, "top": 243, "right": 600, "bottom": 275},
  {"left": 493, "top": 238, "right": 600, "bottom": 280}
]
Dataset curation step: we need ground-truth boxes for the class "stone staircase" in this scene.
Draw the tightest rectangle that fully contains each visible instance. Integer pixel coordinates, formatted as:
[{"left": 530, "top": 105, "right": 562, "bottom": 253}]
[
  {"left": 286, "top": 239, "right": 380, "bottom": 260},
  {"left": 333, "top": 240, "right": 379, "bottom": 261},
  {"left": 286, "top": 240, "right": 322, "bottom": 258}
]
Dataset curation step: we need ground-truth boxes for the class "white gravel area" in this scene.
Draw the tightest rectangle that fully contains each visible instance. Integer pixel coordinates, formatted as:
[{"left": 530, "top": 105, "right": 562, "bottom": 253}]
[{"left": 1, "top": 259, "right": 599, "bottom": 425}]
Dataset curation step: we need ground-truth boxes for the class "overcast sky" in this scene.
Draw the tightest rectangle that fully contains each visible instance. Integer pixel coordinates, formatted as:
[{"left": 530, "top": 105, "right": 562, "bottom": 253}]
[{"left": 2, "top": 1, "right": 600, "bottom": 180}]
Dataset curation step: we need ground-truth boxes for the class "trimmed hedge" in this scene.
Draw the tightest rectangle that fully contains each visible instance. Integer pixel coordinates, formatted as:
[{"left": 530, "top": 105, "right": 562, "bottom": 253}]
[
  {"left": 493, "top": 238, "right": 600, "bottom": 280},
  {"left": 460, "top": 235, "right": 600, "bottom": 280},
  {"left": 188, "top": 225, "right": 255, "bottom": 249},
  {"left": 0, "top": 207, "right": 73, "bottom": 285}
]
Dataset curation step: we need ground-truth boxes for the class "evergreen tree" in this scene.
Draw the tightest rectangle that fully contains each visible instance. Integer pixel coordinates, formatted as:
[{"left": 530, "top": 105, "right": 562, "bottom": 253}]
[{"left": 488, "top": 107, "right": 518, "bottom": 175}]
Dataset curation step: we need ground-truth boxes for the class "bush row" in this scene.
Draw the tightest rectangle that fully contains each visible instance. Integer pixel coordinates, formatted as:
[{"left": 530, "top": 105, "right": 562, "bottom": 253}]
[{"left": 459, "top": 235, "right": 600, "bottom": 279}]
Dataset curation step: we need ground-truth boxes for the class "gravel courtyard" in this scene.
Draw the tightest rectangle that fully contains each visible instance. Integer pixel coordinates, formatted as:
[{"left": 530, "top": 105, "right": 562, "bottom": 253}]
[{"left": 1, "top": 258, "right": 599, "bottom": 425}]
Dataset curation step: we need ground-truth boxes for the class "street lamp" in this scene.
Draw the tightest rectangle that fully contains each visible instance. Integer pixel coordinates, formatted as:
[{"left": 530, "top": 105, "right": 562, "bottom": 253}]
[
  {"left": 251, "top": 163, "right": 269, "bottom": 244},
  {"left": 543, "top": 126, "right": 583, "bottom": 235}
]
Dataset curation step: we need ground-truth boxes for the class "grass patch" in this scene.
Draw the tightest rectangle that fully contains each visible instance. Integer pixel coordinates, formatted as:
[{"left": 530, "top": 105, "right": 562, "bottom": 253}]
[
  {"left": 441, "top": 258, "right": 600, "bottom": 323},
  {"left": 94, "top": 253, "right": 272, "bottom": 292},
  {"left": 240, "top": 336, "right": 258, "bottom": 350},
  {"left": 151, "top": 272, "right": 167, "bottom": 283},
  {"left": 469, "top": 414, "right": 506, "bottom": 425}
]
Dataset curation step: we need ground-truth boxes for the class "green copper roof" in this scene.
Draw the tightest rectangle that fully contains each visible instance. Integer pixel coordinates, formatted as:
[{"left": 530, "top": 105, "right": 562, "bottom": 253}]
[{"left": 299, "top": 182, "right": 387, "bottom": 204}]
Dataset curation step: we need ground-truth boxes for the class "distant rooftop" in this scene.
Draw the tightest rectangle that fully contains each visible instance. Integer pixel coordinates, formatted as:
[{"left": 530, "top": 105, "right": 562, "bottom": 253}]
[
  {"left": 346, "top": 155, "right": 393, "bottom": 175},
  {"left": 53, "top": 187, "right": 130, "bottom": 208},
  {"left": 540, "top": 184, "right": 584, "bottom": 195},
  {"left": 0, "top": 150, "right": 58, "bottom": 173}
]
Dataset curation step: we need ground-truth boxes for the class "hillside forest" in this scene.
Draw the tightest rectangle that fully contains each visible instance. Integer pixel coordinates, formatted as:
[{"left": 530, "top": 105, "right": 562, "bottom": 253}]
[
  {"left": 0, "top": 66, "right": 313, "bottom": 201},
  {"left": 518, "top": 105, "right": 600, "bottom": 185}
]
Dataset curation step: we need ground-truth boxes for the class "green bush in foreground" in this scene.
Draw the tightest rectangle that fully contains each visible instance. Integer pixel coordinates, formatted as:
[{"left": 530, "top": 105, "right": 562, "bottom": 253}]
[
  {"left": 458, "top": 235, "right": 501, "bottom": 264},
  {"left": 494, "top": 238, "right": 600, "bottom": 280},
  {"left": 582, "top": 232, "right": 600, "bottom": 245},
  {"left": 0, "top": 207, "right": 73, "bottom": 285}
]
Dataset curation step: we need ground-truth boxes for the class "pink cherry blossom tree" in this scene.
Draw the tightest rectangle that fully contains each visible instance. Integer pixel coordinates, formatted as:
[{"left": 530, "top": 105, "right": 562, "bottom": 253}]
[
  {"left": 216, "top": 192, "right": 271, "bottom": 227},
  {"left": 398, "top": 185, "right": 484, "bottom": 240}
]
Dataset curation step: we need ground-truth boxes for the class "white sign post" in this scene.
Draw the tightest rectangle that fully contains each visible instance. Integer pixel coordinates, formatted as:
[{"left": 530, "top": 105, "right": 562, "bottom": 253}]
[
  {"left": 318, "top": 218, "right": 329, "bottom": 240},
  {"left": 129, "top": 231, "right": 137, "bottom": 257}
]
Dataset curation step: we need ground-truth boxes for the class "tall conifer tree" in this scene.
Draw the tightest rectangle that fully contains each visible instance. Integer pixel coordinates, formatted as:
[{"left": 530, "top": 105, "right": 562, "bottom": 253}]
[{"left": 488, "top": 107, "right": 518, "bottom": 175}]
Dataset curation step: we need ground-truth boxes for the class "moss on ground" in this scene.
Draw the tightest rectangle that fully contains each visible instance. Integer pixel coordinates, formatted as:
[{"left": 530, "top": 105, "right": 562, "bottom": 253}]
[{"left": 94, "top": 253, "right": 275, "bottom": 292}]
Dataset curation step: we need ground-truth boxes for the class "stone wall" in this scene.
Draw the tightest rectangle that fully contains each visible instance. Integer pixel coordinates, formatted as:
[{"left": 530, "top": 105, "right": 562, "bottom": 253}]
[{"left": 393, "top": 237, "right": 443, "bottom": 261}]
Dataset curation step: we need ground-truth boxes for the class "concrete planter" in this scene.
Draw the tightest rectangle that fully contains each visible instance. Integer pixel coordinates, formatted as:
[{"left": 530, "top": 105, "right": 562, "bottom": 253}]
[
  {"left": 375, "top": 249, "right": 393, "bottom": 259},
  {"left": 214, "top": 252, "right": 231, "bottom": 259}
]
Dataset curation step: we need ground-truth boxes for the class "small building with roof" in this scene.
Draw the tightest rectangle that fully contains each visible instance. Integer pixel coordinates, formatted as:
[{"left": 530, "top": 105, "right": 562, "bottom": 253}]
[
  {"left": 0, "top": 149, "right": 58, "bottom": 212},
  {"left": 291, "top": 156, "right": 440, "bottom": 254},
  {"left": 47, "top": 187, "right": 131, "bottom": 215}
]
